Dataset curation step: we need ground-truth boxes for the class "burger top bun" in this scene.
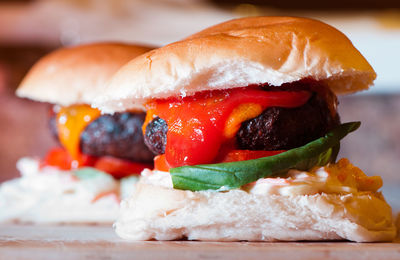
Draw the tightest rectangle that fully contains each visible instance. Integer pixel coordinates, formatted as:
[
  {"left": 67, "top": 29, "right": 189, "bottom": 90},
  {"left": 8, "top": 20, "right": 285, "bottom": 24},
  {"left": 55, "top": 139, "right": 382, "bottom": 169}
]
[
  {"left": 16, "top": 42, "right": 153, "bottom": 107},
  {"left": 95, "top": 17, "right": 376, "bottom": 113}
]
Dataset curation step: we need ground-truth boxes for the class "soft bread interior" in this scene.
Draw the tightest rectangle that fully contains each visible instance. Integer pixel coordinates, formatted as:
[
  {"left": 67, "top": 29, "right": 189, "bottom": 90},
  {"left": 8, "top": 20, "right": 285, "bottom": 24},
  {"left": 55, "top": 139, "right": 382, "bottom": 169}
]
[{"left": 115, "top": 182, "right": 396, "bottom": 242}]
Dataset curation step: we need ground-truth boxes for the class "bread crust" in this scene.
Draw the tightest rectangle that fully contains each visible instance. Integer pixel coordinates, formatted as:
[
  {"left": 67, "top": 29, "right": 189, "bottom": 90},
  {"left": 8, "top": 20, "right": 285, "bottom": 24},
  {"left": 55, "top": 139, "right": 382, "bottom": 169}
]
[
  {"left": 115, "top": 182, "right": 396, "bottom": 242},
  {"left": 95, "top": 17, "right": 376, "bottom": 113},
  {"left": 16, "top": 42, "right": 153, "bottom": 106}
]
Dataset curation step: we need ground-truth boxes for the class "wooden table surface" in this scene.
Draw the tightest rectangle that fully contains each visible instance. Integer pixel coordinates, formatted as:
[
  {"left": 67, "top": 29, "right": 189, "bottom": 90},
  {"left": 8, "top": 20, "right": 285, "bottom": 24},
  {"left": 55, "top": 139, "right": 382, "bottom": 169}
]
[{"left": 0, "top": 224, "right": 399, "bottom": 260}]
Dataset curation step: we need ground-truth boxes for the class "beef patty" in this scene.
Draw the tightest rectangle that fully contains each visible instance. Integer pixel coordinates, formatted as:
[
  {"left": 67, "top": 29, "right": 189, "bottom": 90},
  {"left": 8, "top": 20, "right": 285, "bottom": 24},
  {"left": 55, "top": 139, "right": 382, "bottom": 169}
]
[
  {"left": 49, "top": 111, "right": 155, "bottom": 163},
  {"left": 236, "top": 94, "right": 340, "bottom": 150},
  {"left": 144, "top": 116, "right": 168, "bottom": 155},
  {"left": 143, "top": 92, "right": 339, "bottom": 155}
]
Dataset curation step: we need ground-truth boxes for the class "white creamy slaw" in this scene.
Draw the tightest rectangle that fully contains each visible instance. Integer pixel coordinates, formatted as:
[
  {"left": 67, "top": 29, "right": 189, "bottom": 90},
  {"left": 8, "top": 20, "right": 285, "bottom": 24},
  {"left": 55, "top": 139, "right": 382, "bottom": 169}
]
[
  {"left": 0, "top": 157, "right": 139, "bottom": 223},
  {"left": 142, "top": 158, "right": 383, "bottom": 196}
]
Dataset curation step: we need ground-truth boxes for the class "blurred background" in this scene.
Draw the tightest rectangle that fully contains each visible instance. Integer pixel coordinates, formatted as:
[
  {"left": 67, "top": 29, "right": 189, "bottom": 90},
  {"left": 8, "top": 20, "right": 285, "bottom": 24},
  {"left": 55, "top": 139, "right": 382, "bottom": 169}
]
[{"left": 0, "top": 0, "right": 399, "bottom": 209}]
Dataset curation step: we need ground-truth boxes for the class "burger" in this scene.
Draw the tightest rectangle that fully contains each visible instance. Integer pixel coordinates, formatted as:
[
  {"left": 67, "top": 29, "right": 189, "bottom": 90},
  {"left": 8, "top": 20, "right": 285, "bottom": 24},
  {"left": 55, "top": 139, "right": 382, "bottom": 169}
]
[
  {"left": 95, "top": 17, "right": 396, "bottom": 241},
  {"left": 0, "top": 42, "right": 155, "bottom": 224}
]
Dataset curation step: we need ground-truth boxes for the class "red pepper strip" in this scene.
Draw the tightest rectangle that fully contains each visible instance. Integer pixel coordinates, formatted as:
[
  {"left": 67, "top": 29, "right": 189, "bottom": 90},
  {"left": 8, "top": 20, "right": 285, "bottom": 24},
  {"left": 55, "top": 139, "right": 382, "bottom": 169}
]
[
  {"left": 41, "top": 147, "right": 97, "bottom": 170},
  {"left": 218, "top": 150, "right": 286, "bottom": 163},
  {"left": 94, "top": 156, "right": 152, "bottom": 179},
  {"left": 41, "top": 147, "right": 73, "bottom": 170},
  {"left": 41, "top": 148, "right": 151, "bottom": 179},
  {"left": 154, "top": 154, "right": 171, "bottom": 172},
  {"left": 153, "top": 150, "right": 285, "bottom": 172}
]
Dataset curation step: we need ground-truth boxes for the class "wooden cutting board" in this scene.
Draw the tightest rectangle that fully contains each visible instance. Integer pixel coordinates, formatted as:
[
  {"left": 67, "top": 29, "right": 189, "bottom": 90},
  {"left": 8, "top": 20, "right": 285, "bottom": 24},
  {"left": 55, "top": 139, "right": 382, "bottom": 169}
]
[{"left": 0, "top": 224, "right": 399, "bottom": 260}]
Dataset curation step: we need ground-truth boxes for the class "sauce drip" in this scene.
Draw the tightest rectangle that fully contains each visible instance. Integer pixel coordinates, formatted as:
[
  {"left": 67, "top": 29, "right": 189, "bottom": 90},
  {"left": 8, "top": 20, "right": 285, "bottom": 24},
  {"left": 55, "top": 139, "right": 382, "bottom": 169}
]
[
  {"left": 146, "top": 87, "right": 311, "bottom": 167},
  {"left": 56, "top": 105, "right": 101, "bottom": 164}
]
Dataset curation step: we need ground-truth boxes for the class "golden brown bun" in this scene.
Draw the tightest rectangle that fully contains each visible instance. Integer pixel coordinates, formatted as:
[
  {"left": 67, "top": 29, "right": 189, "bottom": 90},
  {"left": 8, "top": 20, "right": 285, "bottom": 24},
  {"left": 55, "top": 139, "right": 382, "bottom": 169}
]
[
  {"left": 16, "top": 42, "right": 153, "bottom": 106},
  {"left": 95, "top": 16, "right": 376, "bottom": 113},
  {"left": 115, "top": 182, "right": 396, "bottom": 242}
]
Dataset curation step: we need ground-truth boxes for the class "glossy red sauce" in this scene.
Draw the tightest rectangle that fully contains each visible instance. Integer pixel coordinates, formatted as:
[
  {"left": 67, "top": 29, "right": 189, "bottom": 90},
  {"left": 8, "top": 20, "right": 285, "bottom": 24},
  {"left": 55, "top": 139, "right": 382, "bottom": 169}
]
[{"left": 146, "top": 87, "right": 311, "bottom": 167}]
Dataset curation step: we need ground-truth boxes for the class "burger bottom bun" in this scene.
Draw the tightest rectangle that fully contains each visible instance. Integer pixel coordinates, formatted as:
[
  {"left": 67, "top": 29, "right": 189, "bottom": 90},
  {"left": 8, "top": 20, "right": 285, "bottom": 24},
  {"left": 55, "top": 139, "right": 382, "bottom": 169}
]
[{"left": 115, "top": 183, "right": 396, "bottom": 242}]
